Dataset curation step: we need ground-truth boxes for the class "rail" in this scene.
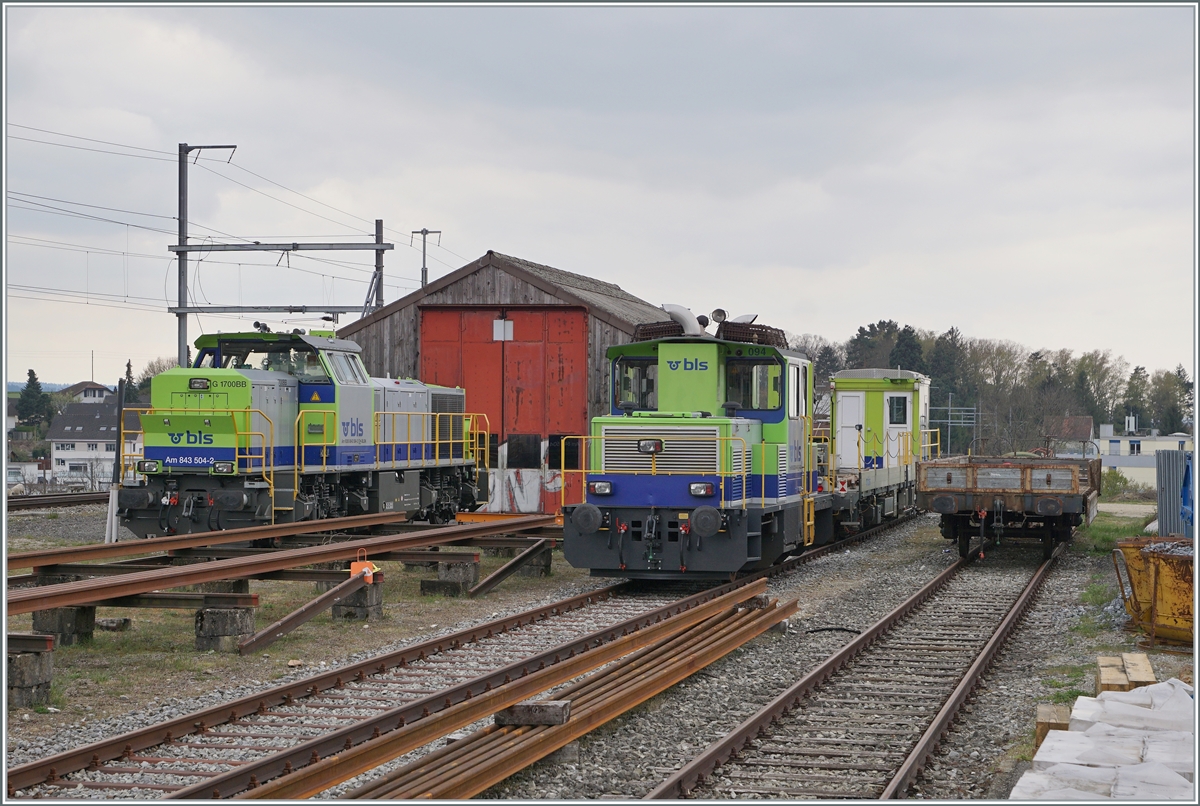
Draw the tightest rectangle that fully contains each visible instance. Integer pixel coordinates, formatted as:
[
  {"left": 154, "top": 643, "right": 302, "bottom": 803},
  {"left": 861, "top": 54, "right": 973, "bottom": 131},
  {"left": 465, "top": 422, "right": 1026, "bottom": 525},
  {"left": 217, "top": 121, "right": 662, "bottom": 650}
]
[
  {"left": 4, "top": 492, "right": 109, "bottom": 511},
  {"left": 648, "top": 537, "right": 1063, "bottom": 799},
  {"left": 558, "top": 434, "right": 749, "bottom": 512},
  {"left": 7, "top": 514, "right": 915, "bottom": 798},
  {"left": 346, "top": 588, "right": 795, "bottom": 799},
  {"left": 7, "top": 515, "right": 553, "bottom": 615}
]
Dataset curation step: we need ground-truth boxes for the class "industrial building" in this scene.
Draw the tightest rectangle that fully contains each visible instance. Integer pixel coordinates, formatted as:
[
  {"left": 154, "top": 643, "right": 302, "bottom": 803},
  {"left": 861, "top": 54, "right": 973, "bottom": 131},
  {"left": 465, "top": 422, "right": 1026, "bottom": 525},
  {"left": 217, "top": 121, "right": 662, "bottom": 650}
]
[{"left": 339, "top": 251, "right": 666, "bottom": 513}]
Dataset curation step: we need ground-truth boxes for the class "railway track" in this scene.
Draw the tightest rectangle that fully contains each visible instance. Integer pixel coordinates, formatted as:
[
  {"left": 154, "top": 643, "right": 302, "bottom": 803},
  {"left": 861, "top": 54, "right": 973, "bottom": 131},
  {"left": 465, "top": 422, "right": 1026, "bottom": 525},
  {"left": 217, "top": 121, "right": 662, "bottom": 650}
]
[
  {"left": 7, "top": 512, "right": 919, "bottom": 799},
  {"left": 5, "top": 492, "right": 109, "bottom": 511},
  {"left": 649, "top": 539, "right": 1062, "bottom": 799},
  {"left": 7, "top": 579, "right": 747, "bottom": 799}
]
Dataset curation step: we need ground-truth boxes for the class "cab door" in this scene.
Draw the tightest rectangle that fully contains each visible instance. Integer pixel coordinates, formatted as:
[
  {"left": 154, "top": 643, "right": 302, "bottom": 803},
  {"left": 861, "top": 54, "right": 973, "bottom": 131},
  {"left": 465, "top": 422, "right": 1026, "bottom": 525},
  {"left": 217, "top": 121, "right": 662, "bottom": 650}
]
[
  {"left": 883, "top": 392, "right": 911, "bottom": 468},
  {"left": 836, "top": 392, "right": 864, "bottom": 470}
]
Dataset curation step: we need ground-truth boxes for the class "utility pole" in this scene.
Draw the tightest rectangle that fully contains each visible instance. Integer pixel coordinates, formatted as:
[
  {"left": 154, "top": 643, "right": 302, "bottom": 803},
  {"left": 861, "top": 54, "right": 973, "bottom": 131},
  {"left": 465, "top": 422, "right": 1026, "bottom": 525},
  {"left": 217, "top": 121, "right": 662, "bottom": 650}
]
[
  {"left": 178, "top": 143, "right": 237, "bottom": 366},
  {"left": 411, "top": 228, "right": 441, "bottom": 288},
  {"left": 374, "top": 219, "right": 384, "bottom": 309}
]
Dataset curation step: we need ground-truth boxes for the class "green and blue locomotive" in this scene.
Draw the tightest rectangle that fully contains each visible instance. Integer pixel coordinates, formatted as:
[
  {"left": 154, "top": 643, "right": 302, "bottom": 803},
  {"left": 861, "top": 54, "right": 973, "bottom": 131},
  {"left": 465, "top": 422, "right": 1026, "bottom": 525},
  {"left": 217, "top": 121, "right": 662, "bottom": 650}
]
[
  {"left": 561, "top": 308, "right": 938, "bottom": 579},
  {"left": 116, "top": 329, "right": 486, "bottom": 538},
  {"left": 562, "top": 308, "right": 836, "bottom": 579}
]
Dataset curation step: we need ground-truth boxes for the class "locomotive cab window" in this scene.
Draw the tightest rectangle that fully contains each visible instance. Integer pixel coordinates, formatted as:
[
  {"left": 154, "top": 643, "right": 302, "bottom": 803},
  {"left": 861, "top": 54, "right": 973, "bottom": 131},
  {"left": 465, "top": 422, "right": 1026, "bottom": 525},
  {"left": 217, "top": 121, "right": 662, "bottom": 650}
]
[
  {"left": 614, "top": 357, "right": 658, "bottom": 411},
  {"left": 727, "top": 358, "right": 782, "bottom": 411},
  {"left": 328, "top": 352, "right": 368, "bottom": 385},
  {"left": 216, "top": 341, "right": 319, "bottom": 376},
  {"left": 787, "top": 364, "right": 807, "bottom": 419}
]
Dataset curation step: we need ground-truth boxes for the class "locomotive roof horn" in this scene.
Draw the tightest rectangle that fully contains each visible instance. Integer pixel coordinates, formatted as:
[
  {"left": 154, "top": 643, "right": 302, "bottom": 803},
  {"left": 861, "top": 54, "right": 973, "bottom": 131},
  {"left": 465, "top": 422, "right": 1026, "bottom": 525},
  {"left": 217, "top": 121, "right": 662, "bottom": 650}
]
[{"left": 661, "top": 304, "right": 706, "bottom": 336}]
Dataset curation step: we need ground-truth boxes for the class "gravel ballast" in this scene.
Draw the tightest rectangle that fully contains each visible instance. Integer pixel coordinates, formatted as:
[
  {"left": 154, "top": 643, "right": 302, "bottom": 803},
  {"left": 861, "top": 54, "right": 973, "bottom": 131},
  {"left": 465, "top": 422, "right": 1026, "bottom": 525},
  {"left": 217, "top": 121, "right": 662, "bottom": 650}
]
[{"left": 6, "top": 508, "right": 1192, "bottom": 799}]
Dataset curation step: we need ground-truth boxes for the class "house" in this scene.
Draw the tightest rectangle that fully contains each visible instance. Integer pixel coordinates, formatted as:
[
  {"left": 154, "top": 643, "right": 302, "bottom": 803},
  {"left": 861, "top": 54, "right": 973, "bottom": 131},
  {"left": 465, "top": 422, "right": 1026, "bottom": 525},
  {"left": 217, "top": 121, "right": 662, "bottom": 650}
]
[
  {"left": 6, "top": 398, "right": 16, "bottom": 434},
  {"left": 59, "top": 381, "right": 114, "bottom": 404},
  {"left": 1043, "top": 415, "right": 1098, "bottom": 459},
  {"left": 1097, "top": 423, "right": 1194, "bottom": 486},
  {"left": 338, "top": 251, "right": 667, "bottom": 513},
  {"left": 48, "top": 402, "right": 121, "bottom": 490}
]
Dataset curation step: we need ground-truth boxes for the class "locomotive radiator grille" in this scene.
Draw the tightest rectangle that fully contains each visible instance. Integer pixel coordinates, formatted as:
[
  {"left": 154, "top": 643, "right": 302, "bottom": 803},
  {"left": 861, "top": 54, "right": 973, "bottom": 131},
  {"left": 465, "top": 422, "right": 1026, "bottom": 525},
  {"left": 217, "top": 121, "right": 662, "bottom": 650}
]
[{"left": 600, "top": 426, "right": 720, "bottom": 473}]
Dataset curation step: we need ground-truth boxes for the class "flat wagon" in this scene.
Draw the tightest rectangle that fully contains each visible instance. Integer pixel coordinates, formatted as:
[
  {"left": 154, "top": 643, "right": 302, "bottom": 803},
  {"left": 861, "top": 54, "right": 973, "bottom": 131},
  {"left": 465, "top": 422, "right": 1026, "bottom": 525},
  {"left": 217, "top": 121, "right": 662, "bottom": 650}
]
[{"left": 918, "top": 453, "right": 1101, "bottom": 559}]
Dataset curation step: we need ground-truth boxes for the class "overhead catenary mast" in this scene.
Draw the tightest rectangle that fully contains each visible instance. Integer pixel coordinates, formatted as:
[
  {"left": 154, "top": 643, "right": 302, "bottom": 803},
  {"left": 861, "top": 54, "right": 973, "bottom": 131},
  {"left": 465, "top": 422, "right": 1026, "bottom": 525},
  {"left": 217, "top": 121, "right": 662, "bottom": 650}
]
[{"left": 172, "top": 143, "right": 393, "bottom": 365}]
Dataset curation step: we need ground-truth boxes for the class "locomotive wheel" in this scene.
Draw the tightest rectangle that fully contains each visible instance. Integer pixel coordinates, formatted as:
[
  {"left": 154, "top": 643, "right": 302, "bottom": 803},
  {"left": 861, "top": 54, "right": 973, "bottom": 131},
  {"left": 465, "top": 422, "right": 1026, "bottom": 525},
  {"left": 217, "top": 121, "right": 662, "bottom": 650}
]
[{"left": 957, "top": 534, "right": 971, "bottom": 558}]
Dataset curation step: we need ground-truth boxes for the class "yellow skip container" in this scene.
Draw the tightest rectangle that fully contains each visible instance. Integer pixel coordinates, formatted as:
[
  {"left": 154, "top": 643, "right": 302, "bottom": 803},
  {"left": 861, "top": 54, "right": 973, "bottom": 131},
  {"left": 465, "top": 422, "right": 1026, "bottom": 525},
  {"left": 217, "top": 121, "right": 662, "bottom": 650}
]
[{"left": 1112, "top": 536, "right": 1194, "bottom": 645}]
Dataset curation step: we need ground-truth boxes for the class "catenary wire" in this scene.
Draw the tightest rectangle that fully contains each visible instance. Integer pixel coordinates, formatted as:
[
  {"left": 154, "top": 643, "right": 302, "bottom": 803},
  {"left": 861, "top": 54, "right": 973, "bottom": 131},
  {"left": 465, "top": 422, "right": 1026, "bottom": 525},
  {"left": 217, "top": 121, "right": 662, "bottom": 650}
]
[{"left": 9, "top": 123, "right": 466, "bottom": 265}]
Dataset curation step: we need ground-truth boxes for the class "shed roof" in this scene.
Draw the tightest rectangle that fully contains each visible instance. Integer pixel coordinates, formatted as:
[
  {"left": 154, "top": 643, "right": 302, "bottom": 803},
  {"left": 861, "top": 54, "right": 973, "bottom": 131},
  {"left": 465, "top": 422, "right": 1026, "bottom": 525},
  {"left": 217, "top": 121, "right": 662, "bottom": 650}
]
[
  {"left": 339, "top": 251, "right": 665, "bottom": 337},
  {"left": 1043, "top": 415, "right": 1094, "bottom": 441}
]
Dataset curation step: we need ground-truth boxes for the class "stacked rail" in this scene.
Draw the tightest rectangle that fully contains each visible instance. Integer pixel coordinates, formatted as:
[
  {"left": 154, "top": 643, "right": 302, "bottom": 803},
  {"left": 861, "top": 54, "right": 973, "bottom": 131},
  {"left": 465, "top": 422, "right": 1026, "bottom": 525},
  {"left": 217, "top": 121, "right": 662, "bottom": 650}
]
[{"left": 7, "top": 580, "right": 749, "bottom": 798}]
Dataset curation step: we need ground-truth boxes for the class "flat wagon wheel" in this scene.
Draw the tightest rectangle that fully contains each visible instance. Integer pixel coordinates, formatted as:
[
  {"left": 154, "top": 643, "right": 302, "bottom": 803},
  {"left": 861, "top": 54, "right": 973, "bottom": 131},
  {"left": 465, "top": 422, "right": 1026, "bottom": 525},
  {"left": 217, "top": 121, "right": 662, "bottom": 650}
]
[
  {"left": 957, "top": 533, "right": 972, "bottom": 558},
  {"left": 1041, "top": 528, "right": 1055, "bottom": 561}
]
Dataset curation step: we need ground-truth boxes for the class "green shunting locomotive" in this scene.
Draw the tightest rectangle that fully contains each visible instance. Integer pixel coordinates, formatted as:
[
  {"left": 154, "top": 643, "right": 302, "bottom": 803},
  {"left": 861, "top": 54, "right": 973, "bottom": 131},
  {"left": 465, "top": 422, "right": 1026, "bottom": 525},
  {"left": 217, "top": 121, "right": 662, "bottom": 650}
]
[
  {"left": 116, "top": 329, "right": 485, "bottom": 538},
  {"left": 561, "top": 306, "right": 935, "bottom": 580}
]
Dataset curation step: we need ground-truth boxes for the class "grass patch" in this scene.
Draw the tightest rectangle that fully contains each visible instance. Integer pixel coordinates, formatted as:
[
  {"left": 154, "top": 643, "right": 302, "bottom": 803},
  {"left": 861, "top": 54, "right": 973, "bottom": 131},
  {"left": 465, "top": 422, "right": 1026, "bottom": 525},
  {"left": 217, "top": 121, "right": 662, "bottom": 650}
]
[
  {"left": 1081, "top": 582, "right": 1115, "bottom": 607},
  {"left": 1070, "top": 614, "right": 1105, "bottom": 638},
  {"left": 1051, "top": 689, "right": 1091, "bottom": 706},
  {"left": 45, "top": 513, "right": 59, "bottom": 520},
  {"left": 1011, "top": 730, "right": 1039, "bottom": 762},
  {"left": 1075, "top": 513, "right": 1148, "bottom": 554}
]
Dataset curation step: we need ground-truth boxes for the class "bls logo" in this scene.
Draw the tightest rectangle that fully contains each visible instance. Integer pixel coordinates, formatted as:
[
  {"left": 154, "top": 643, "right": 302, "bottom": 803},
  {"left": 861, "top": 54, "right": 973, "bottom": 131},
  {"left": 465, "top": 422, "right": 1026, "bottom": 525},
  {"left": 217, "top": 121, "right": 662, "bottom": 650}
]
[
  {"left": 342, "top": 418, "right": 364, "bottom": 438},
  {"left": 666, "top": 359, "right": 708, "bottom": 371},
  {"left": 168, "top": 431, "right": 214, "bottom": 445}
]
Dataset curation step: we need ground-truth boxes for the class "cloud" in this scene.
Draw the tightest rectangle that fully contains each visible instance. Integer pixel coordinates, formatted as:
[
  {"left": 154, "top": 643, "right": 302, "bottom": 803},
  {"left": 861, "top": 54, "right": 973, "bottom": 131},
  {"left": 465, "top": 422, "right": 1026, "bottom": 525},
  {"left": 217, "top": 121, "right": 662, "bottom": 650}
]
[{"left": 4, "top": 4, "right": 1194, "bottom": 385}]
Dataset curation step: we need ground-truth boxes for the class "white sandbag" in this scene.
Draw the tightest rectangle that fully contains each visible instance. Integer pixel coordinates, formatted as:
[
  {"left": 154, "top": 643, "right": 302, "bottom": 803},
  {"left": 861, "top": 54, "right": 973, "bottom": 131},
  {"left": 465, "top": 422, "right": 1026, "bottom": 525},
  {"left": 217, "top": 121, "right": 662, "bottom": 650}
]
[
  {"left": 1070, "top": 697, "right": 1194, "bottom": 733},
  {"left": 1009, "top": 764, "right": 1116, "bottom": 799},
  {"left": 1142, "top": 732, "right": 1195, "bottom": 782},
  {"left": 1098, "top": 678, "right": 1195, "bottom": 712},
  {"left": 1112, "top": 762, "right": 1194, "bottom": 800},
  {"left": 1033, "top": 730, "right": 1144, "bottom": 771},
  {"left": 1078, "top": 724, "right": 1195, "bottom": 782}
]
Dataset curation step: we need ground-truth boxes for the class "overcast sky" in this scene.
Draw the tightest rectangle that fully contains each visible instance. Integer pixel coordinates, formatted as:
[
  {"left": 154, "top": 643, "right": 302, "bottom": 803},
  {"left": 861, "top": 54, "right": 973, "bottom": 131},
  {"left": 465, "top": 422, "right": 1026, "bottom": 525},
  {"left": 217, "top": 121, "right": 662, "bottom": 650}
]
[{"left": 3, "top": 4, "right": 1196, "bottom": 388}]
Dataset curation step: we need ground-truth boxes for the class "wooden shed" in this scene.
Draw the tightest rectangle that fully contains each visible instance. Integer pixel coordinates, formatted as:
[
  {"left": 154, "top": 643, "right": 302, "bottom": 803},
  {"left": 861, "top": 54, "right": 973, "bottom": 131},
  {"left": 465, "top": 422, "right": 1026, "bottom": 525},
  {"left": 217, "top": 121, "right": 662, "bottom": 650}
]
[{"left": 338, "top": 250, "right": 666, "bottom": 513}]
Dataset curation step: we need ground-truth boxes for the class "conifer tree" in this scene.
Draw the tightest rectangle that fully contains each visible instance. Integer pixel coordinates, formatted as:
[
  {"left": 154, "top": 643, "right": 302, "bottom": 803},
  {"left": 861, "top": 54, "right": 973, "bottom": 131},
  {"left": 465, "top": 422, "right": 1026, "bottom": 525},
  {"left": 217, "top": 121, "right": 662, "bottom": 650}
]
[{"left": 16, "top": 369, "right": 47, "bottom": 425}]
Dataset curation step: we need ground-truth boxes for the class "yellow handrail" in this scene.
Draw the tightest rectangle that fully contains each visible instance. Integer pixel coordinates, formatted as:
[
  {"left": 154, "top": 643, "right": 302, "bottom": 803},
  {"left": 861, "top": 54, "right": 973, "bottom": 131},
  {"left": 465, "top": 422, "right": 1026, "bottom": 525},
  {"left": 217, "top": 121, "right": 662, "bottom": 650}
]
[
  {"left": 120, "top": 406, "right": 276, "bottom": 522},
  {"left": 372, "top": 411, "right": 490, "bottom": 470},
  {"left": 920, "top": 428, "right": 942, "bottom": 460},
  {"left": 559, "top": 434, "right": 750, "bottom": 513},
  {"left": 294, "top": 409, "right": 337, "bottom": 501}
]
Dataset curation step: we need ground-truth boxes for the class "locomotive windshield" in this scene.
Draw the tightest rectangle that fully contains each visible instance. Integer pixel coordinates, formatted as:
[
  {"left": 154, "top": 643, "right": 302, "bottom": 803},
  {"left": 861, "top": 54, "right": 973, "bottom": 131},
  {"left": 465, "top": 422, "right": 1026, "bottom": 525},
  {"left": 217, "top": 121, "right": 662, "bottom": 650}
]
[
  {"left": 614, "top": 356, "right": 658, "bottom": 411},
  {"left": 726, "top": 358, "right": 782, "bottom": 411},
  {"left": 197, "top": 341, "right": 331, "bottom": 383}
]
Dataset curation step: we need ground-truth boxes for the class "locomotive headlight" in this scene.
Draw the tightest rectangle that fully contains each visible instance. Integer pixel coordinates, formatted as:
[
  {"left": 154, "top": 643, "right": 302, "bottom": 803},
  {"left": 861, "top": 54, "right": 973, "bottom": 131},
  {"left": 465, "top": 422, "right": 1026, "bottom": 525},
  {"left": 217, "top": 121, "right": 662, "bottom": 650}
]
[
  {"left": 689, "top": 482, "right": 715, "bottom": 497},
  {"left": 189, "top": 378, "right": 210, "bottom": 390},
  {"left": 588, "top": 481, "right": 613, "bottom": 495},
  {"left": 136, "top": 460, "right": 160, "bottom": 473},
  {"left": 212, "top": 461, "right": 235, "bottom": 474},
  {"left": 637, "top": 439, "right": 664, "bottom": 454}
]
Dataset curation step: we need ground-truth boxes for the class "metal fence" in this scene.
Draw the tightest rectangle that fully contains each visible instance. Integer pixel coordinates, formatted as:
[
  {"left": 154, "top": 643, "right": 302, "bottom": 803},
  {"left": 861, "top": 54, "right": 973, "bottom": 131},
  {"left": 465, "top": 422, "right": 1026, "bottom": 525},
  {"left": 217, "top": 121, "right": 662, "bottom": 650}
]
[{"left": 1155, "top": 449, "right": 1194, "bottom": 538}]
